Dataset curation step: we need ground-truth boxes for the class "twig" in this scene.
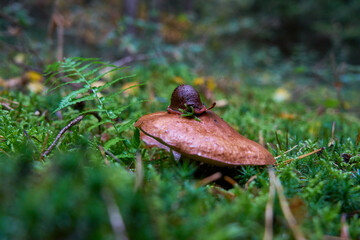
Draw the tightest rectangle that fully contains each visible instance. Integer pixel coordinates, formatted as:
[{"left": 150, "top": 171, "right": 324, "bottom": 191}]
[
  {"left": 224, "top": 176, "right": 237, "bottom": 187},
  {"left": 98, "top": 145, "right": 121, "bottom": 164},
  {"left": 210, "top": 186, "right": 236, "bottom": 201},
  {"left": 0, "top": 102, "right": 14, "bottom": 110},
  {"left": 24, "top": 130, "right": 40, "bottom": 158},
  {"left": 330, "top": 53, "right": 345, "bottom": 111},
  {"left": 0, "top": 148, "right": 10, "bottom": 157},
  {"left": 355, "top": 129, "right": 360, "bottom": 146},
  {"left": 263, "top": 170, "right": 276, "bottom": 240},
  {"left": 102, "top": 189, "right": 129, "bottom": 240},
  {"left": 275, "top": 145, "right": 298, "bottom": 159},
  {"left": 340, "top": 214, "right": 350, "bottom": 240},
  {"left": 42, "top": 115, "right": 86, "bottom": 159},
  {"left": 196, "top": 172, "right": 222, "bottom": 187},
  {"left": 0, "top": 96, "right": 20, "bottom": 105},
  {"left": 268, "top": 169, "right": 306, "bottom": 240},
  {"left": 328, "top": 121, "right": 336, "bottom": 147},
  {"left": 41, "top": 133, "right": 49, "bottom": 154},
  {"left": 244, "top": 175, "right": 257, "bottom": 190},
  {"left": 98, "top": 145, "right": 110, "bottom": 165},
  {"left": 275, "top": 148, "right": 324, "bottom": 166},
  {"left": 286, "top": 129, "right": 289, "bottom": 149},
  {"left": 275, "top": 131, "right": 282, "bottom": 151},
  {"left": 31, "top": 135, "right": 42, "bottom": 143}
]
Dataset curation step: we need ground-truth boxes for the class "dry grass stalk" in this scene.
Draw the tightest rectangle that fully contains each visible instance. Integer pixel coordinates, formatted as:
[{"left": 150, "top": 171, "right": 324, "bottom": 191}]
[
  {"left": 196, "top": 172, "right": 222, "bottom": 187},
  {"left": 224, "top": 176, "right": 237, "bottom": 187},
  {"left": 275, "top": 145, "right": 298, "bottom": 159},
  {"left": 245, "top": 175, "right": 257, "bottom": 190},
  {"left": 263, "top": 169, "right": 276, "bottom": 240},
  {"left": 275, "top": 148, "right": 324, "bottom": 166},
  {"left": 268, "top": 169, "right": 306, "bottom": 240},
  {"left": 102, "top": 189, "right": 129, "bottom": 240},
  {"left": 134, "top": 152, "right": 143, "bottom": 191}
]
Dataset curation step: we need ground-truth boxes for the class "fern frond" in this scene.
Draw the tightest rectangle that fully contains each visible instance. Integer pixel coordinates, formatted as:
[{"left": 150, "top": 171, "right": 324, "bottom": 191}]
[
  {"left": 104, "top": 137, "right": 125, "bottom": 149},
  {"left": 89, "top": 67, "right": 126, "bottom": 84},
  {"left": 47, "top": 74, "right": 87, "bottom": 93},
  {"left": 53, "top": 94, "right": 94, "bottom": 113},
  {"left": 103, "top": 83, "right": 144, "bottom": 103},
  {"left": 46, "top": 56, "right": 141, "bottom": 150},
  {"left": 97, "top": 74, "right": 136, "bottom": 92},
  {"left": 114, "top": 119, "right": 136, "bottom": 133},
  {"left": 88, "top": 119, "right": 113, "bottom": 132}
]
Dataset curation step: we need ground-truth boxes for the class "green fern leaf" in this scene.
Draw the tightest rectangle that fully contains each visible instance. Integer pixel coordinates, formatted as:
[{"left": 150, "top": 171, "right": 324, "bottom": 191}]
[
  {"left": 97, "top": 74, "right": 136, "bottom": 92},
  {"left": 104, "top": 137, "right": 125, "bottom": 149},
  {"left": 114, "top": 119, "right": 136, "bottom": 133},
  {"left": 88, "top": 119, "right": 113, "bottom": 132},
  {"left": 53, "top": 88, "right": 91, "bottom": 113},
  {"left": 103, "top": 83, "right": 144, "bottom": 103}
]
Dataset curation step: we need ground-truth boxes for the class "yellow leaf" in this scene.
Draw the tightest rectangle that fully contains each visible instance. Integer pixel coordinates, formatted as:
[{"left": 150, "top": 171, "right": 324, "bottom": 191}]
[
  {"left": 173, "top": 76, "right": 184, "bottom": 84},
  {"left": 279, "top": 112, "right": 296, "bottom": 120},
  {"left": 193, "top": 77, "right": 204, "bottom": 86},
  {"left": 24, "top": 71, "right": 43, "bottom": 83},
  {"left": 206, "top": 77, "right": 216, "bottom": 91}
]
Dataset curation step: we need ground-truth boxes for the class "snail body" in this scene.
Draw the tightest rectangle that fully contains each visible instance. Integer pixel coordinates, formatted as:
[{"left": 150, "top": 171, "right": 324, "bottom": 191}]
[{"left": 167, "top": 85, "right": 206, "bottom": 115}]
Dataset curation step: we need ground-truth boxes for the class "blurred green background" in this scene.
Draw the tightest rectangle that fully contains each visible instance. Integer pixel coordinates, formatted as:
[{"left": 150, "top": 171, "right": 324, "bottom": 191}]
[{"left": 1, "top": 0, "right": 360, "bottom": 114}]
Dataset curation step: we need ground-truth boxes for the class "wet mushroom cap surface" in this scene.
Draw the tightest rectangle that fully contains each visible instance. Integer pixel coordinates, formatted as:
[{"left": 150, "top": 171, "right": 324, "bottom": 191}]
[{"left": 135, "top": 111, "right": 275, "bottom": 166}]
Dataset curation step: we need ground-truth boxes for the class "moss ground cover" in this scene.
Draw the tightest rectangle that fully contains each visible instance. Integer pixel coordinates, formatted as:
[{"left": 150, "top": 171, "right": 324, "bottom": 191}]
[{"left": 0, "top": 59, "right": 360, "bottom": 239}]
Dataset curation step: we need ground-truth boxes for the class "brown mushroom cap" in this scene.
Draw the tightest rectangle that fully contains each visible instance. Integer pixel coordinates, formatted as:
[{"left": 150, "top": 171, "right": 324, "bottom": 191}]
[{"left": 135, "top": 111, "right": 275, "bottom": 166}]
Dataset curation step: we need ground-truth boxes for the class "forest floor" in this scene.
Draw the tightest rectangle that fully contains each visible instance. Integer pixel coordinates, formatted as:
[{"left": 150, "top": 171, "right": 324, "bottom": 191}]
[{"left": 0, "top": 57, "right": 360, "bottom": 239}]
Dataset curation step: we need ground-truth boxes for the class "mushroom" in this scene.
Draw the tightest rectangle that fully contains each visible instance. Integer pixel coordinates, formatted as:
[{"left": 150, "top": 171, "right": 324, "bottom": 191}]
[{"left": 135, "top": 85, "right": 275, "bottom": 167}]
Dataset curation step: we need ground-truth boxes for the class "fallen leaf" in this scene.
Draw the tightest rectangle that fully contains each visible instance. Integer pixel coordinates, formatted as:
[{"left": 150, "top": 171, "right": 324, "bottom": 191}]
[
  {"left": 173, "top": 76, "right": 184, "bottom": 84},
  {"left": 27, "top": 82, "right": 45, "bottom": 93},
  {"left": 24, "top": 71, "right": 43, "bottom": 82},
  {"left": 289, "top": 196, "right": 307, "bottom": 223},
  {"left": 279, "top": 112, "right": 296, "bottom": 120},
  {"left": 122, "top": 81, "right": 139, "bottom": 96},
  {"left": 193, "top": 77, "right": 204, "bottom": 86},
  {"left": 206, "top": 77, "right": 216, "bottom": 91}
]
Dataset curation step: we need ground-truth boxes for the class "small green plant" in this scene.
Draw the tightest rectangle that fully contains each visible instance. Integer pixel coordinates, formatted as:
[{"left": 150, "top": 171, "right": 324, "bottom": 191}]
[
  {"left": 179, "top": 104, "right": 201, "bottom": 121},
  {"left": 44, "top": 57, "right": 142, "bottom": 160}
]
